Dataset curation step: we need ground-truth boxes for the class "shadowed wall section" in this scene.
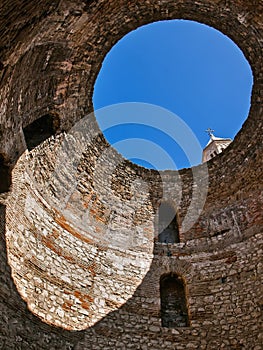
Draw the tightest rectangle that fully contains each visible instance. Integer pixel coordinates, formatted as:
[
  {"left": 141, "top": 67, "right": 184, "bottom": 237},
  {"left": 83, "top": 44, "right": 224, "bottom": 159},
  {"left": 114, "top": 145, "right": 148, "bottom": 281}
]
[
  {"left": 0, "top": 155, "right": 11, "bottom": 193},
  {"left": 23, "top": 114, "right": 60, "bottom": 151}
]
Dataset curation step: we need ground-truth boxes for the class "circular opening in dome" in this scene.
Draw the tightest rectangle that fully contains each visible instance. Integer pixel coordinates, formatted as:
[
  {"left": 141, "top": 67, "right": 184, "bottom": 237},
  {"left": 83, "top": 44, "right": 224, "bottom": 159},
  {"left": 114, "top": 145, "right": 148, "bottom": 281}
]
[{"left": 93, "top": 20, "right": 253, "bottom": 170}]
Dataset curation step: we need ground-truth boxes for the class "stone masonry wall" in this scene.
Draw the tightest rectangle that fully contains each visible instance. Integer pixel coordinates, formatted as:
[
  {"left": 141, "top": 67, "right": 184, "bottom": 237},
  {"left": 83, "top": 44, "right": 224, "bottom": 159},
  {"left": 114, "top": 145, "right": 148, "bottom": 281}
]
[
  {"left": 0, "top": 0, "right": 262, "bottom": 349},
  {"left": 4, "top": 116, "right": 262, "bottom": 349}
]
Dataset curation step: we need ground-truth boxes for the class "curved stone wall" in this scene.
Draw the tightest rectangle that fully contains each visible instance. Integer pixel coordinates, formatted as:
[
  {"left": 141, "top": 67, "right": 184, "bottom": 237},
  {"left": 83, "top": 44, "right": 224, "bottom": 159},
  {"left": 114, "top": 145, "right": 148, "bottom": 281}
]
[
  {"left": 0, "top": 0, "right": 262, "bottom": 349},
  {"left": 6, "top": 136, "right": 155, "bottom": 330}
]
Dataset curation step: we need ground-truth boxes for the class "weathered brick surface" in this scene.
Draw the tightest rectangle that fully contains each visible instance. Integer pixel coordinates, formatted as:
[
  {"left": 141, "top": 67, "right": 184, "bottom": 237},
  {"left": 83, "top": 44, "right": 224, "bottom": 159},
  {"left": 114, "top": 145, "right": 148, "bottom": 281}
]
[{"left": 0, "top": 0, "right": 262, "bottom": 349}]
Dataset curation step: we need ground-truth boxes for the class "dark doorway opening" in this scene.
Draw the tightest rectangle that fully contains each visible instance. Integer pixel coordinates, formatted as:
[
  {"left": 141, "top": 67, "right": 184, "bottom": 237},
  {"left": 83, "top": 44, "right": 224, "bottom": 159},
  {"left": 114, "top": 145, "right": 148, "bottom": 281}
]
[
  {"left": 160, "top": 273, "right": 189, "bottom": 328},
  {"left": 23, "top": 114, "right": 59, "bottom": 151}
]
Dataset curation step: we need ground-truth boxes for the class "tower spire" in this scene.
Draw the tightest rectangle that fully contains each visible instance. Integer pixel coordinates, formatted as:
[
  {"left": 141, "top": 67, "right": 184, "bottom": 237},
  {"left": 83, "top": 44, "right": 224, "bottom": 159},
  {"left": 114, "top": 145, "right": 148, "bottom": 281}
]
[
  {"left": 205, "top": 128, "right": 215, "bottom": 139},
  {"left": 202, "top": 129, "right": 232, "bottom": 163}
]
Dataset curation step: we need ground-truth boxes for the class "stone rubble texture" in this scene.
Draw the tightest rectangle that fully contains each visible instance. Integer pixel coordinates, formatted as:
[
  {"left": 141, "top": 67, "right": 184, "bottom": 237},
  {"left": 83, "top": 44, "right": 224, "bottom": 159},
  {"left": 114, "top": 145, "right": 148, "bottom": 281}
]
[{"left": 0, "top": 0, "right": 262, "bottom": 349}]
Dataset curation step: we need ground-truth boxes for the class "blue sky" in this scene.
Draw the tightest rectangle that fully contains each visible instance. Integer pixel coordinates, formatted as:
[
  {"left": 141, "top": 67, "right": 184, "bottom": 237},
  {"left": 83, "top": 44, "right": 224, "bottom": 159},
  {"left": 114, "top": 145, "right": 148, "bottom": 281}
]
[{"left": 93, "top": 20, "right": 253, "bottom": 170}]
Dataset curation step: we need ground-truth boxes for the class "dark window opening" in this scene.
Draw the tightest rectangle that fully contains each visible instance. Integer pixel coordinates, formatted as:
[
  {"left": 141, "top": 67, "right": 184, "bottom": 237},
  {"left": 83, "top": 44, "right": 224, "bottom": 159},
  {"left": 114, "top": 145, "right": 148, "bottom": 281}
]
[
  {"left": 23, "top": 114, "right": 59, "bottom": 151},
  {"left": 0, "top": 155, "right": 11, "bottom": 193},
  {"left": 158, "top": 203, "right": 180, "bottom": 243},
  {"left": 160, "top": 274, "right": 189, "bottom": 328}
]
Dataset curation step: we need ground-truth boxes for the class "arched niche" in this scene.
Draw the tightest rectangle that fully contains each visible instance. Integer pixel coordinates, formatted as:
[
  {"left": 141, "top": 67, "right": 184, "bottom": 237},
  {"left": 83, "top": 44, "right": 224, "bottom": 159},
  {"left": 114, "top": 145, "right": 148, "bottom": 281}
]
[{"left": 160, "top": 273, "right": 189, "bottom": 328}]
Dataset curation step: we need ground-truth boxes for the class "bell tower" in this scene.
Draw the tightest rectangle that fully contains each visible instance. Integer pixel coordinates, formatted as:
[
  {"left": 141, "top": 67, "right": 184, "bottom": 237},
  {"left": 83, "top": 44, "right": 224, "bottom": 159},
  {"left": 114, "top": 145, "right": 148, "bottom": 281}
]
[{"left": 202, "top": 128, "right": 232, "bottom": 163}]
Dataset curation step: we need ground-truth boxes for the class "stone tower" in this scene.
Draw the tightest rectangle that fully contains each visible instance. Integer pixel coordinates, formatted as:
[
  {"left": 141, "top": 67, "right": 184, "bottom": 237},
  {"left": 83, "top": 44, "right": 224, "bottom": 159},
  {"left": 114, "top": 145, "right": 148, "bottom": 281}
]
[{"left": 202, "top": 129, "right": 232, "bottom": 162}]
